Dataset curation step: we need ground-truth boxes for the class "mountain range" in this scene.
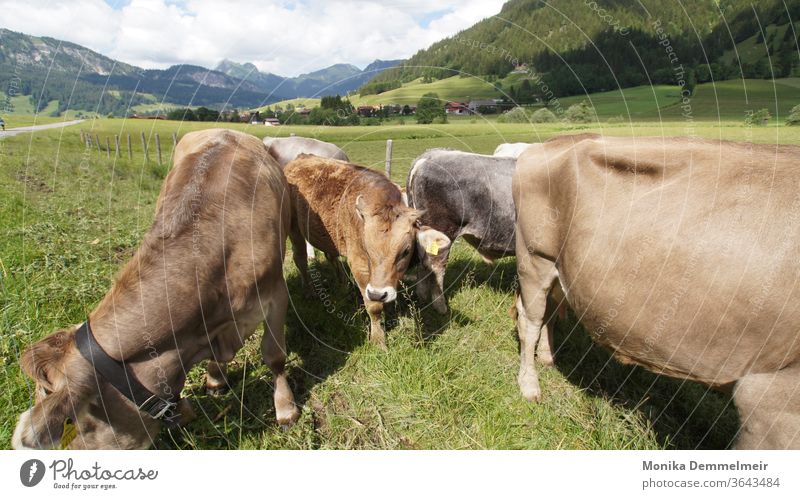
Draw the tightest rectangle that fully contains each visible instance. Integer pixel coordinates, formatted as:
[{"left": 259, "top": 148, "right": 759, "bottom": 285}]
[{"left": 0, "top": 27, "right": 401, "bottom": 115}]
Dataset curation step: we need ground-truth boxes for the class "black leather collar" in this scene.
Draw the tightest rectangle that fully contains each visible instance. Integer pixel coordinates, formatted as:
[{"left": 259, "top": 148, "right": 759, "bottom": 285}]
[{"left": 74, "top": 321, "right": 181, "bottom": 428}]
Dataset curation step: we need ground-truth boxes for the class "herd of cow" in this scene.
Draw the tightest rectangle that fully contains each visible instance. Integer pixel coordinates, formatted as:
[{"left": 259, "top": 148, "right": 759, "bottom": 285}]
[{"left": 11, "top": 128, "right": 800, "bottom": 450}]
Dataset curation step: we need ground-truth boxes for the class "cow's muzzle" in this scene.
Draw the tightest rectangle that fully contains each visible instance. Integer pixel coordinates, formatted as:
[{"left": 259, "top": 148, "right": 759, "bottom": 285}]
[{"left": 366, "top": 285, "right": 397, "bottom": 303}]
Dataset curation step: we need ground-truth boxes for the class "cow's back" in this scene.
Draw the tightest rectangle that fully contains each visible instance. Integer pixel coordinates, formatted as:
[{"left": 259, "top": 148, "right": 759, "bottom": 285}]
[
  {"left": 515, "top": 135, "right": 800, "bottom": 385},
  {"left": 92, "top": 129, "right": 289, "bottom": 352},
  {"left": 408, "top": 149, "right": 516, "bottom": 257}
]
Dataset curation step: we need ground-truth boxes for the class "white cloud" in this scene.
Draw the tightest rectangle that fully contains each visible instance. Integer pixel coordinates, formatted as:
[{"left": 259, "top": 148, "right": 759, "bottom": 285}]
[{"left": 0, "top": 0, "right": 505, "bottom": 76}]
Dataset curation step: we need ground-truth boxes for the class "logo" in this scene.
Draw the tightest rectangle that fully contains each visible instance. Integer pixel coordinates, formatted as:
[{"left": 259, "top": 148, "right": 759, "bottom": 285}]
[{"left": 20, "top": 459, "right": 45, "bottom": 487}]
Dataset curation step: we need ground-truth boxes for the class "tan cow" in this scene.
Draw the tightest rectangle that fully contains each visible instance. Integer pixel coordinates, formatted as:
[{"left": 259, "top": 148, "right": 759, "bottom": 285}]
[
  {"left": 285, "top": 154, "right": 449, "bottom": 348},
  {"left": 512, "top": 134, "right": 800, "bottom": 449},
  {"left": 12, "top": 129, "right": 298, "bottom": 449}
]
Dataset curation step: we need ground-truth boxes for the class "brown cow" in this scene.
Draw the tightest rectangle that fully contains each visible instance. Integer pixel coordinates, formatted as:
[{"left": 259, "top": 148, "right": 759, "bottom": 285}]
[
  {"left": 513, "top": 134, "right": 800, "bottom": 449},
  {"left": 12, "top": 129, "right": 298, "bottom": 449},
  {"left": 285, "top": 154, "right": 449, "bottom": 348}
]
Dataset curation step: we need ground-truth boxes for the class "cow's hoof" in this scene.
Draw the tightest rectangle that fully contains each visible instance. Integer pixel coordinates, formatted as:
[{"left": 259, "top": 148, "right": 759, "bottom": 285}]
[
  {"left": 518, "top": 376, "right": 542, "bottom": 403},
  {"left": 276, "top": 406, "right": 300, "bottom": 428}
]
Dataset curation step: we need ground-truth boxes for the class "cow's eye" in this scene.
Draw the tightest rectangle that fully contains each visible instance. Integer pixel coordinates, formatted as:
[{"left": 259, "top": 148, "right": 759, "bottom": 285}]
[{"left": 396, "top": 246, "right": 411, "bottom": 264}]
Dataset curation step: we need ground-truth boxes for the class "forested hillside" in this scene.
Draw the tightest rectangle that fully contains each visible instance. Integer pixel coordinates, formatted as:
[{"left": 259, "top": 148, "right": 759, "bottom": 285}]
[{"left": 368, "top": 0, "right": 800, "bottom": 99}]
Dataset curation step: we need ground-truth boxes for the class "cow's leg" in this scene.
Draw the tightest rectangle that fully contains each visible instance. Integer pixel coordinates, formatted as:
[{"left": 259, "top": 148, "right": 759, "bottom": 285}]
[
  {"left": 205, "top": 361, "right": 228, "bottom": 396},
  {"left": 515, "top": 252, "right": 558, "bottom": 402},
  {"left": 262, "top": 283, "right": 299, "bottom": 427},
  {"left": 288, "top": 224, "right": 312, "bottom": 294},
  {"left": 733, "top": 362, "right": 800, "bottom": 449},
  {"left": 325, "top": 252, "right": 347, "bottom": 286}
]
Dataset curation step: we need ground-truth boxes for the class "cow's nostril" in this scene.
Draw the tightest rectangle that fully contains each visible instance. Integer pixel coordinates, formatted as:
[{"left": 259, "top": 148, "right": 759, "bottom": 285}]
[{"left": 367, "top": 290, "right": 387, "bottom": 302}]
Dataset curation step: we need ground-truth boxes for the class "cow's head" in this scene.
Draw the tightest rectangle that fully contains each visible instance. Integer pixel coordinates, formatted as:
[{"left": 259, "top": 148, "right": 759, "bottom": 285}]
[
  {"left": 355, "top": 194, "right": 450, "bottom": 303},
  {"left": 12, "top": 326, "right": 161, "bottom": 450}
]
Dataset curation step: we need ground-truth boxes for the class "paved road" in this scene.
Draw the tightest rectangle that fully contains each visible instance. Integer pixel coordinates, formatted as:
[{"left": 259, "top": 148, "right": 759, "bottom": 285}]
[{"left": 0, "top": 119, "right": 84, "bottom": 139}]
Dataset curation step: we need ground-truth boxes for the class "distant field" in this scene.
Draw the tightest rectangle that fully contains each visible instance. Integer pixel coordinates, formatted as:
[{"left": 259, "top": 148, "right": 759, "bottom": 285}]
[
  {"left": 352, "top": 76, "right": 502, "bottom": 106},
  {"left": 2, "top": 118, "right": 799, "bottom": 450},
  {"left": 260, "top": 77, "right": 800, "bottom": 125},
  {"left": 660, "top": 78, "right": 800, "bottom": 120}
]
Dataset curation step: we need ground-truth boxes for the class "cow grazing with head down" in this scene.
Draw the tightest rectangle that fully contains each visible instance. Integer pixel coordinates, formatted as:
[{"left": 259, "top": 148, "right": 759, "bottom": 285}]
[
  {"left": 13, "top": 129, "right": 298, "bottom": 449},
  {"left": 406, "top": 149, "right": 515, "bottom": 311},
  {"left": 285, "top": 154, "right": 447, "bottom": 348},
  {"left": 513, "top": 133, "right": 800, "bottom": 448},
  {"left": 406, "top": 148, "right": 566, "bottom": 365}
]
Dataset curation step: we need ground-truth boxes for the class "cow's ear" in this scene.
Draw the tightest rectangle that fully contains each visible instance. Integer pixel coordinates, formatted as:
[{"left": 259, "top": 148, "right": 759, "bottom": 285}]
[
  {"left": 355, "top": 194, "right": 367, "bottom": 221},
  {"left": 14, "top": 329, "right": 89, "bottom": 449},
  {"left": 21, "top": 329, "right": 74, "bottom": 394},
  {"left": 416, "top": 227, "right": 451, "bottom": 255}
]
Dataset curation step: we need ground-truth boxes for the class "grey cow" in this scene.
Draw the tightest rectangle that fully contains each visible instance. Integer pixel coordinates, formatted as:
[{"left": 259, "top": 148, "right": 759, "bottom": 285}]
[{"left": 406, "top": 149, "right": 517, "bottom": 313}]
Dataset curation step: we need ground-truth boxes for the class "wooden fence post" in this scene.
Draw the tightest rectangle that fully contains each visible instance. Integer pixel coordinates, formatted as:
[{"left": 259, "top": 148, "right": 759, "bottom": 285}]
[
  {"left": 127, "top": 134, "right": 132, "bottom": 160},
  {"left": 105, "top": 137, "right": 110, "bottom": 159},
  {"left": 141, "top": 132, "right": 148, "bottom": 162},
  {"left": 95, "top": 134, "right": 101, "bottom": 154},
  {"left": 385, "top": 139, "right": 393, "bottom": 178},
  {"left": 114, "top": 135, "right": 120, "bottom": 158},
  {"left": 155, "top": 133, "right": 162, "bottom": 165},
  {"left": 79, "top": 130, "right": 84, "bottom": 144}
]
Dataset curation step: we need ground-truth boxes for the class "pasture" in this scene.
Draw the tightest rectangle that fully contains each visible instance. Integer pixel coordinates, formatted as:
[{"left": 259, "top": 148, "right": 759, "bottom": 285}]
[{"left": 2, "top": 117, "right": 799, "bottom": 449}]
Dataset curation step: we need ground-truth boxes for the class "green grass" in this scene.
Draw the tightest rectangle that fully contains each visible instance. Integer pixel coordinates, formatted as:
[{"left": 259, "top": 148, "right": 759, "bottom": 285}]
[
  {"left": 660, "top": 78, "right": 800, "bottom": 121},
  {"left": 7, "top": 118, "right": 797, "bottom": 449}
]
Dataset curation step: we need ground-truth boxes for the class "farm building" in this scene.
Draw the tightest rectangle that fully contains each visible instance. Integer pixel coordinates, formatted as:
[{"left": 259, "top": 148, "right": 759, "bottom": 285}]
[{"left": 445, "top": 102, "right": 468, "bottom": 114}]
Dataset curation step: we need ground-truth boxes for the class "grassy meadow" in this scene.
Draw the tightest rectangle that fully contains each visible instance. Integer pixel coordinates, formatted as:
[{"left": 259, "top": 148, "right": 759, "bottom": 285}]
[{"left": 2, "top": 116, "right": 800, "bottom": 450}]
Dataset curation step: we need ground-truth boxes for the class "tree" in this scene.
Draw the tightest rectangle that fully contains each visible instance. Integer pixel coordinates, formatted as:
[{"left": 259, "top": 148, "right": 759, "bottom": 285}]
[
  {"left": 229, "top": 110, "right": 241, "bottom": 123},
  {"left": 745, "top": 108, "right": 771, "bottom": 126},
  {"left": 416, "top": 92, "right": 445, "bottom": 124},
  {"left": 497, "top": 107, "right": 529, "bottom": 123},
  {"left": 786, "top": 104, "right": 800, "bottom": 125},
  {"left": 684, "top": 67, "right": 697, "bottom": 96},
  {"left": 531, "top": 108, "right": 558, "bottom": 123},
  {"left": 564, "top": 101, "right": 596, "bottom": 123}
]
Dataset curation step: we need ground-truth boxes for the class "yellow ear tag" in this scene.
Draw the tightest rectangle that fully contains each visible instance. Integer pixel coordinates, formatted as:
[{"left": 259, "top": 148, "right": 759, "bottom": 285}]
[
  {"left": 60, "top": 420, "right": 77, "bottom": 449},
  {"left": 426, "top": 240, "right": 440, "bottom": 256}
]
